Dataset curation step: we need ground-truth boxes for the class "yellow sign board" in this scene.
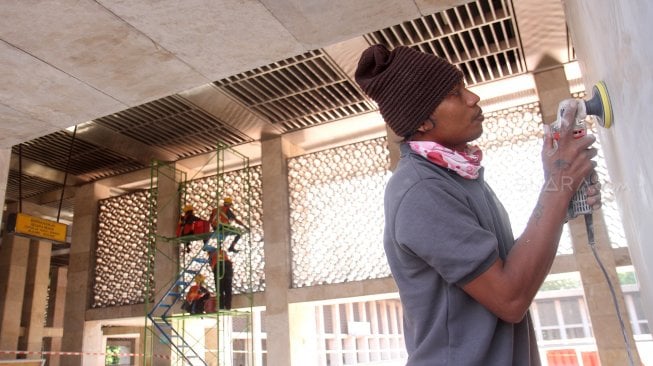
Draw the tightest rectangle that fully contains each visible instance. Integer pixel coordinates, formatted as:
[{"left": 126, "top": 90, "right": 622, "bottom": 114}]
[{"left": 13, "top": 213, "right": 68, "bottom": 243}]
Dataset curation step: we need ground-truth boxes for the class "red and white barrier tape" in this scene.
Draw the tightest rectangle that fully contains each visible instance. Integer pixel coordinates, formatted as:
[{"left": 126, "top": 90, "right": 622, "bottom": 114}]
[{"left": 0, "top": 350, "right": 170, "bottom": 359}]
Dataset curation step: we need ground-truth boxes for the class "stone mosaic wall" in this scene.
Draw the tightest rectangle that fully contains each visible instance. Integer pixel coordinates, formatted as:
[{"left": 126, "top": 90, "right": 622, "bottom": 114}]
[
  {"left": 93, "top": 191, "right": 152, "bottom": 307},
  {"left": 288, "top": 137, "right": 392, "bottom": 288}
]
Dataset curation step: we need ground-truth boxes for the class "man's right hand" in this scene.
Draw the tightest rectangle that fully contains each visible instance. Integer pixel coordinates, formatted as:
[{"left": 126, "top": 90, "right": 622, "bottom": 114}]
[{"left": 541, "top": 99, "right": 598, "bottom": 201}]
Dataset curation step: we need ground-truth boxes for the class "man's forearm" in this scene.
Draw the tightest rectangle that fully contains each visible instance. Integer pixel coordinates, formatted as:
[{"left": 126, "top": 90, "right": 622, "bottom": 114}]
[{"left": 503, "top": 187, "right": 572, "bottom": 304}]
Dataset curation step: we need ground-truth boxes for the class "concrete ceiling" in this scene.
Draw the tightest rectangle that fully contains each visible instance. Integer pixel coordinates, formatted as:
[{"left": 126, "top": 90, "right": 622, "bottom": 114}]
[
  {"left": 1, "top": 0, "right": 572, "bottom": 225},
  {"left": 1, "top": 0, "right": 463, "bottom": 147}
]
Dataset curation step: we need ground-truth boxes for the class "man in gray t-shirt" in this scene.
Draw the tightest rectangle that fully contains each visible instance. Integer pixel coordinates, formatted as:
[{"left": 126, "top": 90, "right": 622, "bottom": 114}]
[{"left": 355, "top": 45, "right": 602, "bottom": 365}]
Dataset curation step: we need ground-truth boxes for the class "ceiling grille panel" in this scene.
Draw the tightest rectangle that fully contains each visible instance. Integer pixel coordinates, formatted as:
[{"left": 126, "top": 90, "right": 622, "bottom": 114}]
[
  {"left": 363, "top": 0, "right": 525, "bottom": 85},
  {"left": 94, "top": 95, "right": 252, "bottom": 158},
  {"left": 40, "top": 198, "right": 75, "bottom": 215},
  {"left": 6, "top": 170, "right": 63, "bottom": 200},
  {"left": 215, "top": 50, "right": 376, "bottom": 132},
  {"left": 13, "top": 131, "right": 146, "bottom": 180},
  {"left": 14, "top": 132, "right": 99, "bottom": 167}
]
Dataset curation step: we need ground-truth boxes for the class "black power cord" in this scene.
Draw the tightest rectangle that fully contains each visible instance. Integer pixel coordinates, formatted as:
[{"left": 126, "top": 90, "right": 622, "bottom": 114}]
[{"left": 584, "top": 214, "right": 636, "bottom": 366}]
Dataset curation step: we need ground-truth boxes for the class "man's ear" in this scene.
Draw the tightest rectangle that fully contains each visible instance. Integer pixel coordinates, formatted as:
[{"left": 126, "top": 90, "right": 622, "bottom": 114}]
[{"left": 416, "top": 118, "right": 435, "bottom": 133}]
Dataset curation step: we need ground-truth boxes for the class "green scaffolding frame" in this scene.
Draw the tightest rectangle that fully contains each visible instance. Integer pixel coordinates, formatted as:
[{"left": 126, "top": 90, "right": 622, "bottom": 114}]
[{"left": 143, "top": 142, "right": 255, "bottom": 365}]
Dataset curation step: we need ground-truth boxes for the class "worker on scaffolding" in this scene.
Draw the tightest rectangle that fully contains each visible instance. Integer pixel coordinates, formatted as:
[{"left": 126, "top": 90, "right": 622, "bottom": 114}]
[
  {"left": 209, "top": 196, "right": 248, "bottom": 253},
  {"left": 177, "top": 204, "right": 201, "bottom": 253},
  {"left": 182, "top": 274, "right": 211, "bottom": 315},
  {"left": 177, "top": 204, "right": 212, "bottom": 252},
  {"left": 208, "top": 247, "right": 233, "bottom": 310}
]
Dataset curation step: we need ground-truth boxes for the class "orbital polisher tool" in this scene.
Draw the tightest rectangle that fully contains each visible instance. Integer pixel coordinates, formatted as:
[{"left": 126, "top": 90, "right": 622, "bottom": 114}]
[
  {"left": 553, "top": 80, "right": 614, "bottom": 222},
  {"left": 582, "top": 80, "right": 614, "bottom": 129},
  {"left": 560, "top": 81, "right": 613, "bottom": 221}
]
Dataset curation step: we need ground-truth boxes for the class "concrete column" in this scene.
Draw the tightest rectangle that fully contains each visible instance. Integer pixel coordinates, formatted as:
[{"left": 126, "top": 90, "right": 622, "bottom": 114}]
[
  {"left": 388, "top": 301, "right": 400, "bottom": 358},
  {"left": 0, "top": 230, "right": 29, "bottom": 359},
  {"left": 534, "top": 65, "right": 641, "bottom": 365},
  {"left": 134, "top": 329, "right": 143, "bottom": 366},
  {"left": 251, "top": 311, "right": 264, "bottom": 366},
  {"left": 82, "top": 321, "right": 104, "bottom": 366},
  {"left": 260, "top": 136, "right": 300, "bottom": 366},
  {"left": 19, "top": 238, "right": 52, "bottom": 358},
  {"left": 368, "top": 301, "right": 380, "bottom": 362},
  {"left": 315, "top": 305, "right": 327, "bottom": 366},
  {"left": 152, "top": 162, "right": 179, "bottom": 366},
  {"left": 533, "top": 65, "right": 572, "bottom": 126},
  {"left": 61, "top": 182, "right": 111, "bottom": 365},
  {"left": 342, "top": 304, "right": 356, "bottom": 364},
  {"left": 379, "top": 301, "right": 390, "bottom": 359},
  {"left": 329, "top": 304, "right": 343, "bottom": 366},
  {"left": 0, "top": 148, "right": 11, "bottom": 231},
  {"left": 46, "top": 266, "right": 68, "bottom": 366},
  {"left": 288, "top": 303, "right": 319, "bottom": 365},
  {"left": 356, "top": 302, "right": 370, "bottom": 363}
]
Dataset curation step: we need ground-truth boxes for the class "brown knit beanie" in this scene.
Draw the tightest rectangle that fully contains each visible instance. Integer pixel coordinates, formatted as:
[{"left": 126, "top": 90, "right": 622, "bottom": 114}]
[{"left": 355, "top": 45, "right": 463, "bottom": 137}]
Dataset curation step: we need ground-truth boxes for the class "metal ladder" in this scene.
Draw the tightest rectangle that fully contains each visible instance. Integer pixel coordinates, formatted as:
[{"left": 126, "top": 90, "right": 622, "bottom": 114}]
[{"left": 148, "top": 236, "right": 211, "bottom": 365}]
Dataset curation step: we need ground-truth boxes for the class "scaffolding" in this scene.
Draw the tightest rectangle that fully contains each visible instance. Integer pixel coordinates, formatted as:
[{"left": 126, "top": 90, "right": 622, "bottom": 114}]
[{"left": 143, "top": 143, "right": 254, "bottom": 365}]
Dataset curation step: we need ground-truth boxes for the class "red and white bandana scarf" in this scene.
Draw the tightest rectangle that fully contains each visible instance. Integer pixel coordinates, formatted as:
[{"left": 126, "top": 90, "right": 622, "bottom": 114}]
[{"left": 408, "top": 141, "right": 483, "bottom": 180}]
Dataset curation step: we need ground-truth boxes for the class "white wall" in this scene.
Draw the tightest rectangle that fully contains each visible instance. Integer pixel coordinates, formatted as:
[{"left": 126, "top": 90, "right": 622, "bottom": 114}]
[{"left": 564, "top": 0, "right": 653, "bottom": 324}]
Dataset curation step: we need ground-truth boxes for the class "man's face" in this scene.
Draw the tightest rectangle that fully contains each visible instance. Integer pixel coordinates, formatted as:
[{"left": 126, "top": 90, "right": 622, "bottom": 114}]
[{"left": 419, "top": 83, "right": 484, "bottom": 151}]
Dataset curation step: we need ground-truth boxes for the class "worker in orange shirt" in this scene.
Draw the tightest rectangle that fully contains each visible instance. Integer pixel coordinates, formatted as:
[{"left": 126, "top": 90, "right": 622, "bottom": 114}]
[
  {"left": 209, "top": 196, "right": 248, "bottom": 253},
  {"left": 183, "top": 274, "right": 210, "bottom": 314},
  {"left": 176, "top": 204, "right": 202, "bottom": 253}
]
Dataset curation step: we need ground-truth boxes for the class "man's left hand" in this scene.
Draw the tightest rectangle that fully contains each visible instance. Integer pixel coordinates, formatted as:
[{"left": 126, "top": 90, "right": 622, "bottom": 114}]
[{"left": 586, "top": 172, "right": 602, "bottom": 210}]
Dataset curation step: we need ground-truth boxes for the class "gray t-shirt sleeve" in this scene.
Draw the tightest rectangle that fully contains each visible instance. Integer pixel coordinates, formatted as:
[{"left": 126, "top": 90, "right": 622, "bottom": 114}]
[{"left": 393, "top": 179, "right": 499, "bottom": 286}]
